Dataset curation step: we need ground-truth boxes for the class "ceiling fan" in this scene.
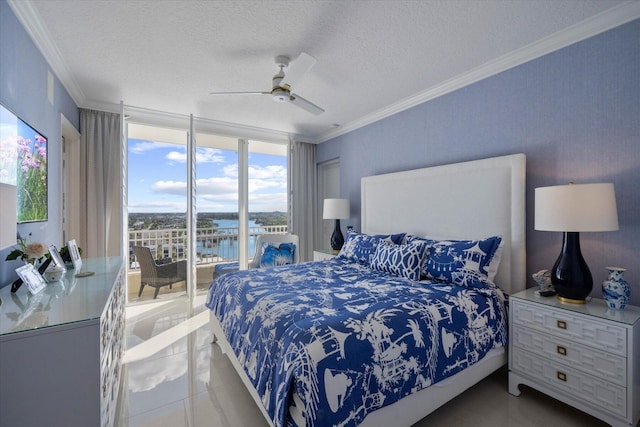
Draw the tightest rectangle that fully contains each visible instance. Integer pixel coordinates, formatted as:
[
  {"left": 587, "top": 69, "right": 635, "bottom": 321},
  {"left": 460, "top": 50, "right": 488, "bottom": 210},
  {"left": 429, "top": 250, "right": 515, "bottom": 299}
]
[{"left": 209, "top": 52, "right": 324, "bottom": 115}]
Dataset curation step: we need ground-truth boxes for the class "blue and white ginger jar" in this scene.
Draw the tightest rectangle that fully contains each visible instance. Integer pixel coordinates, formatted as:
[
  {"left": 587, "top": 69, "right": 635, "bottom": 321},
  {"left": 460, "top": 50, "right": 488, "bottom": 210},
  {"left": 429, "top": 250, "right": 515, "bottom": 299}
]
[{"left": 602, "top": 267, "right": 630, "bottom": 310}]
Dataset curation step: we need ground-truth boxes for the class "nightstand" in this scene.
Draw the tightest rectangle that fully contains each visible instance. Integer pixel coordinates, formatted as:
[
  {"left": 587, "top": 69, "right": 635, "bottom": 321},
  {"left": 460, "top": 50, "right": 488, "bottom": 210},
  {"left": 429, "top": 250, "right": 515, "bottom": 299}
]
[
  {"left": 313, "top": 249, "right": 337, "bottom": 261},
  {"left": 509, "top": 288, "right": 640, "bottom": 427}
]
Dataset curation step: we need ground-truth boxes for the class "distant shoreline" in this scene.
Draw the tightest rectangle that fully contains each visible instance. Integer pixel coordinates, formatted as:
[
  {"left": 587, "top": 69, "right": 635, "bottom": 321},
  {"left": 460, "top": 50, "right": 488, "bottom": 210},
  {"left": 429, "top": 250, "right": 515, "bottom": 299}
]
[{"left": 128, "top": 211, "right": 287, "bottom": 231}]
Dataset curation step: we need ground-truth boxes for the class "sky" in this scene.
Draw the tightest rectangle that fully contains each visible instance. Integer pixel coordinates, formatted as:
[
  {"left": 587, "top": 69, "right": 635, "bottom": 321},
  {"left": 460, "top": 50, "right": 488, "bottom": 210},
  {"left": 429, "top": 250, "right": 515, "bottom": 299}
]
[{"left": 128, "top": 138, "right": 287, "bottom": 213}]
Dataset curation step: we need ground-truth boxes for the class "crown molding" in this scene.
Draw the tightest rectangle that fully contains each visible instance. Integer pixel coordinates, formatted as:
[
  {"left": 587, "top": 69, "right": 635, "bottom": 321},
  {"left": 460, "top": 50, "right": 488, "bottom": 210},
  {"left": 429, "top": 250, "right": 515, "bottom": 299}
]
[
  {"left": 7, "top": 0, "right": 86, "bottom": 107},
  {"left": 8, "top": 0, "right": 639, "bottom": 144},
  {"left": 315, "top": 1, "right": 640, "bottom": 143}
]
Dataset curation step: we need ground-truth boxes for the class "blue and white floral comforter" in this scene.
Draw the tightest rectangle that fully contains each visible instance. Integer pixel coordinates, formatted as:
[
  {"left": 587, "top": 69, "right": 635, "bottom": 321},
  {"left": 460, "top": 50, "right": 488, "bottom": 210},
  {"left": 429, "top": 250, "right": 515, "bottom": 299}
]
[{"left": 206, "top": 257, "right": 508, "bottom": 427}]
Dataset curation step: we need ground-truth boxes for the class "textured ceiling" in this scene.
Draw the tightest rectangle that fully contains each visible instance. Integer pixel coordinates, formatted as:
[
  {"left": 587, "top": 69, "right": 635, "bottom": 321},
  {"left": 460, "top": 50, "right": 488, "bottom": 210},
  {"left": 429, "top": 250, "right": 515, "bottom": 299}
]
[{"left": 10, "top": 0, "right": 639, "bottom": 142}]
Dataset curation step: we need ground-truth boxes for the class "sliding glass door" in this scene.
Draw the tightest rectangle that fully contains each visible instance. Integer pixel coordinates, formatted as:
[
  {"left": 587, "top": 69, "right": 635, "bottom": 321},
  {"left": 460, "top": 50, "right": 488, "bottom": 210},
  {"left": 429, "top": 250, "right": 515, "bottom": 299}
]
[
  {"left": 193, "top": 131, "right": 289, "bottom": 277},
  {"left": 126, "top": 123, "right": 191, "bottom": 302},
  {"left": 192, "top": 131, "right": 240, "bottom": 291},
  {"left": 125, "top": 115, "right": 289, "bottom": 305}
]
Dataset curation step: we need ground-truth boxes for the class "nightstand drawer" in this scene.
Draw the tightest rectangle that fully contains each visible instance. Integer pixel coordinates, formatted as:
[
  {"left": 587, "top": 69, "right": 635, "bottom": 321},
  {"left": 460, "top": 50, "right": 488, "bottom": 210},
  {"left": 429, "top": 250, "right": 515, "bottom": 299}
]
[
  {"left": 512, "top": 300, "right": 627, "bottom": 356},
  {"left": 512, "top": 347, "right": 626, "bottom": 417},
  {"left": 512, "top": 326, "right": 626, "bottom": 386}
]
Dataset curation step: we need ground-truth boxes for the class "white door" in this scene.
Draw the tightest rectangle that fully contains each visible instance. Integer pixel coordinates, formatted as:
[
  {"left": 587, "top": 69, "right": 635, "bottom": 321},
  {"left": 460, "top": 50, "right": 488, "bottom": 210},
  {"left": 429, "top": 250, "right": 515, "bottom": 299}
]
[{"left": 60, "top": 114, "right": 81, "bottom": 246}]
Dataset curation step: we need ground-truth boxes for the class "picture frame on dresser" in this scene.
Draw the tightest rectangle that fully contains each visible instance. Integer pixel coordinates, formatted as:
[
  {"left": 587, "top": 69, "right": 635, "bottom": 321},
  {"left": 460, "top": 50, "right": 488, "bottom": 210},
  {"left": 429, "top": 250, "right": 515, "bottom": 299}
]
[
  {"left": 48, "top": 245, "right": 66, "bottom": 270},
  {"left": 15, "top": 263, "right": 47, "bottom": 295},
  {"left": 67, "top": 239, "right": 82, "bottom": 271}
]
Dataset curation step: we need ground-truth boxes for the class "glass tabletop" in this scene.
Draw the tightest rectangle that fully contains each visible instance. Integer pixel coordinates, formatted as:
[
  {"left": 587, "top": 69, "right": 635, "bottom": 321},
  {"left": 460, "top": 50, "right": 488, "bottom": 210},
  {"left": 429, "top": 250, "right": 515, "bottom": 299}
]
[{"left": 0, "top": 257, "right": 122, "bottom": 337}]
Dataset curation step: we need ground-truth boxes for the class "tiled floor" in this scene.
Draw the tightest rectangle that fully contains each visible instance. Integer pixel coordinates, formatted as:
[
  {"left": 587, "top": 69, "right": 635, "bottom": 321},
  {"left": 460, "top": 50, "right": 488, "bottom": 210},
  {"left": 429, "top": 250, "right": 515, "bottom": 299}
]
[{"left": 116, "top": 293, "right": 608, "bottom": 427}]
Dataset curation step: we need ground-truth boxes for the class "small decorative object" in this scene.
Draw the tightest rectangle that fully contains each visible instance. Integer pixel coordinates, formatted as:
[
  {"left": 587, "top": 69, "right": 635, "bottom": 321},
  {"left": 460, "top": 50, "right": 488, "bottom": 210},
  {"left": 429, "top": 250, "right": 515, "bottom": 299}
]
[
  {"left": 6, "top": 233, "right": 50, "bottom": 293},
  {"left": 60, "top": 243, "right": 82, "bottom": 266},
  {"left": 48, "top": 245, "right": 67, "bottom": 270},
  {"left": 532, "top": 269, "right": 554, "bottom": 292},
  {"left": 5, "top": 233, "right": 48, "bottom": 266},
  {"left": 66, "top": 239, "right": 82, "bottom": 271},
  {"left": 43, "top": 265, "right": 65, "bottom": 283},
  {"left": 323, "top": 198, "right": 350, "bottom": 252},
  {"left": 602, "top": 267, "right": 630, "bottom": 310},
  {"left": 15, "top": 263, "right": 47, "bottom": 295}
]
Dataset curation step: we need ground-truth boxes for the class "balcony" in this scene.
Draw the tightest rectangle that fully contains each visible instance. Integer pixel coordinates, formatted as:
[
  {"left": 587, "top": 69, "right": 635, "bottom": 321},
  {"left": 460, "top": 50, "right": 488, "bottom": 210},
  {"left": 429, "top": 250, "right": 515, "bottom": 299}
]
[{"left": 127, "top": 225, "right": 287, "bottom": 300}]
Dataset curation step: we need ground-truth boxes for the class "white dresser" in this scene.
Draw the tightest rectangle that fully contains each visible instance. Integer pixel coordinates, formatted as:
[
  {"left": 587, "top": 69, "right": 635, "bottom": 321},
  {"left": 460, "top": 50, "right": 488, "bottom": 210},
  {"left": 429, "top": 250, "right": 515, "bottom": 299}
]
[
  {"left": 509, "top": 288, "right": 640, "bottom": 427},
  {"left": 0, "top": 257, "right": 125, "bottom": 427}
]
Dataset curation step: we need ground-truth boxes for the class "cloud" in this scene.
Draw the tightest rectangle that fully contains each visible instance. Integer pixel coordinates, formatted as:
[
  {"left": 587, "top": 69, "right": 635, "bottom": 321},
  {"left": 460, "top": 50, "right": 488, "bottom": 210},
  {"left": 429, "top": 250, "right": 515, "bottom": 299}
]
[
  {"left": 196, "top": 176, "right": 237, "bottom": 194},
  {"left": 129, "top": 140, "right": 174, "bottom": 154},
  {"left": 151, "top": 180, "right": 187, "bottom": 195},
  {"left": 165, "top": 151, "right": 186, "bottom": 162},
  {"left": 165, "top": 147, "right": 225, "bottom": 164},
  {"left": 221, "top": 163, "right": 238, "bottom": 178},
  {"left": 249, "top": 165, "right": 286, "bottom": 180},
  {"left": 249, "top": 192, "right": 287, "bottom": 211},
  {"left": 142, "top": 163, "right": 287, "bottom": 212}
]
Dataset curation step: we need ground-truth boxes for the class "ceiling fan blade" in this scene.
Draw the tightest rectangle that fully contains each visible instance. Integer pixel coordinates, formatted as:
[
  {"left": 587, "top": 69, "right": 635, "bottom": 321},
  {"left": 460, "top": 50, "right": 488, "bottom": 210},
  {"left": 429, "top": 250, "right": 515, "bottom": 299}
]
[
  {"left": 280, "top": 52, "right": 316, "bottom": 88},
  {"left": 289, "top": 93, "right": 324, "bottom": 115},
  {"left": 209, "top": 91, "right": 270, "bottom": 96}
]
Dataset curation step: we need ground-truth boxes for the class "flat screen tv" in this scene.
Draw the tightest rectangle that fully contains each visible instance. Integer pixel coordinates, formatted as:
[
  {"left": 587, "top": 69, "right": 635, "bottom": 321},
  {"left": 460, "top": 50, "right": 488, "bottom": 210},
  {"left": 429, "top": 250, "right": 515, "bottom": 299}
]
[{"left": 0, "top": 104, "right": 48, "bottom": 223}]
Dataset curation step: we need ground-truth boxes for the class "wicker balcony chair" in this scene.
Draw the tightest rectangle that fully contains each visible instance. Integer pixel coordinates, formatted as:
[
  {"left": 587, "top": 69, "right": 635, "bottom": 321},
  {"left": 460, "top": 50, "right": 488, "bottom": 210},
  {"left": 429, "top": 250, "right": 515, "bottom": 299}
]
[{"left": 133, "top": 246, "right": 187, "bottom": 299}]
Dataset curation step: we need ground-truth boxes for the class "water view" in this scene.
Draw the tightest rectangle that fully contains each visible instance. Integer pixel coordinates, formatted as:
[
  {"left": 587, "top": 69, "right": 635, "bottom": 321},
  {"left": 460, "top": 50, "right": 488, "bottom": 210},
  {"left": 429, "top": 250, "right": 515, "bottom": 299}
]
[
  {"left": 196, "top": 219, "right": 263, "bottom": 259},
  {"left": 128, "top": 212, "right": 288, "bottom": 262}
]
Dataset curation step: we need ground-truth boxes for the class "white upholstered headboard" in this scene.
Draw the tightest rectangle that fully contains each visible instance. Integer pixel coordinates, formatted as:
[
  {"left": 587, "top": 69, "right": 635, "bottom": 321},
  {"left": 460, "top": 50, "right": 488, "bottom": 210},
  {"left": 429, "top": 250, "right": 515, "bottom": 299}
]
[{"left": 361, "top": 154, "right": 526, "bottom": 295}]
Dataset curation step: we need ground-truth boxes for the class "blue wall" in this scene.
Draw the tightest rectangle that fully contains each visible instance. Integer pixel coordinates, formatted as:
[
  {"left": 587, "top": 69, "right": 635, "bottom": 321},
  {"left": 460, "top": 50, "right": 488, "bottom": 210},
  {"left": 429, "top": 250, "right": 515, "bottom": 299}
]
[
  {"left": 317, "top": 19, "right": 640, "bottom": 304},
  {"left": 0, "top": 0, "right": 79, "bottom": 287}
]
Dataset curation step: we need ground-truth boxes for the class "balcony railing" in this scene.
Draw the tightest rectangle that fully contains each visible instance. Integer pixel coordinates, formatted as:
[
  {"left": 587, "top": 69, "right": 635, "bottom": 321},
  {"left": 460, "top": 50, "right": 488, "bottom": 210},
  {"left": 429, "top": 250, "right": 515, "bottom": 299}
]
[{"left": 128, "top": 225, "right": 288, "bottom": 269}]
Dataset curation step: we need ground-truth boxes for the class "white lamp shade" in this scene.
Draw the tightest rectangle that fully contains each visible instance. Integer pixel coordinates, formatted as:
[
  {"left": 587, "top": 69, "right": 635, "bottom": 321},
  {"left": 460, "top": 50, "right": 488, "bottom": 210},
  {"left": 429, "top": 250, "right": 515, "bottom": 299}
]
[
  {"left": 535, "top": 183, "right": 619, "bottom": 232},
  {"left": 0, "top": 183, "right": 17, "bottom": 249},
  {"left": 323, "top": 198, "right": 350, "bottom": 220}
]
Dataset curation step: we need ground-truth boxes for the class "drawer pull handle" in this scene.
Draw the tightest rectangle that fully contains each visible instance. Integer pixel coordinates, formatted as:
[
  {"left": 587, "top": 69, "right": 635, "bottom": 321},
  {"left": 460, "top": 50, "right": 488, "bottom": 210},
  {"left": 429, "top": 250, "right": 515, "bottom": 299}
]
[
  {"left": 557, "top": 372, "right": 567, "bottom": 382},
  {"left": 557, "top": 320, "right": 567, "bottom": 330},
  {"left": 557, "top": 346, "right": 567, "bottom": 356}
]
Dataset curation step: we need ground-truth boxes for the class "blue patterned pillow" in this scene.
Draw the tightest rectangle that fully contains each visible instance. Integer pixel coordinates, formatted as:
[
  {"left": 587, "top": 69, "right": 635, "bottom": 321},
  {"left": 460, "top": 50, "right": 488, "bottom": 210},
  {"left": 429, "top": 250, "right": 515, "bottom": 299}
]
[
  {"left": 337, "top": 231, "right": 406, "bottom": 265},
  {"left": 381, "top": 233, "right": 407, "bottom": 245},
  {"left": 370, "top": 240, "right": 428, "bottom": 281},
  {"left": 410, "top": 235, "right": 502, "bottom": 285},
  {"left": 259, "top": 242, "right": 296, "bottom": 267}
]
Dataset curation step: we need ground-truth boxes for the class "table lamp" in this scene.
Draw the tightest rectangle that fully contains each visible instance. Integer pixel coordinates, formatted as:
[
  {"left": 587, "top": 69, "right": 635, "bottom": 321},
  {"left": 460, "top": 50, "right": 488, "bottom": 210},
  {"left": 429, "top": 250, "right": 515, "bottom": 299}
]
[
  {"left": 323, "top": 198, "right": 350, "bottom": 252},
  {"left": 535, "top": 182, "right": 618, "bottom": 303}
]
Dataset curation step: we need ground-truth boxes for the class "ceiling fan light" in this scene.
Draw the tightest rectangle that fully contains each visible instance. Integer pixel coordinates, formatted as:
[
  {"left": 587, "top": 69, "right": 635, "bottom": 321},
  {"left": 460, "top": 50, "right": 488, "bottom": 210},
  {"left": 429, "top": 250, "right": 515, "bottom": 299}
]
[{"left": 272, "top": 87, "right": 289, "bottom": 102}]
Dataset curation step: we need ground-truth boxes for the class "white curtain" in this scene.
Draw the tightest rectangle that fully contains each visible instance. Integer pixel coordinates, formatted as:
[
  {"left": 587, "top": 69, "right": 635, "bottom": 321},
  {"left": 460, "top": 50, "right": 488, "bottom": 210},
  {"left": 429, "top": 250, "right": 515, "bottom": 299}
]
[
  {"left": 79, "top": 109, "right": 122, "bottom": 258},
  {"left": 289, "top": 139, "right": 317, "bottom": 262}
]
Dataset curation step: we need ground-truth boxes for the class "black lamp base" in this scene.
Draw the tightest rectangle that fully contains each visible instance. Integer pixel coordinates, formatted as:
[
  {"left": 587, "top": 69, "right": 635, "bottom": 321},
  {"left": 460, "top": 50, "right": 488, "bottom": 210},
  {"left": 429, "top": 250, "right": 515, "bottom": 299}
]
[
  {"left": 551, "top": 232, "right": 592, "bottom": 304},
  {"left": 330, "top": 219, "right": 344, "bottom": 252}
]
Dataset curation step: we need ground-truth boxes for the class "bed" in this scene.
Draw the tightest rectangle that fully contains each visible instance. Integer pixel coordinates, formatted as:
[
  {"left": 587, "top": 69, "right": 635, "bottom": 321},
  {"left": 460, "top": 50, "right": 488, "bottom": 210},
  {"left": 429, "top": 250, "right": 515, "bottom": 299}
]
[{"left": 206, "top": 153, "right": 526, "bottom": 426}]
